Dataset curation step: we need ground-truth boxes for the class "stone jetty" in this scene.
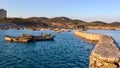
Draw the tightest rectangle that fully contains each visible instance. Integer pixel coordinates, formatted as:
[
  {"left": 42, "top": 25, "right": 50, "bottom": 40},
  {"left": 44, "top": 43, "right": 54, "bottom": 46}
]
[{"left": 74, "top": 31, "right": 120, "bottom": 68}]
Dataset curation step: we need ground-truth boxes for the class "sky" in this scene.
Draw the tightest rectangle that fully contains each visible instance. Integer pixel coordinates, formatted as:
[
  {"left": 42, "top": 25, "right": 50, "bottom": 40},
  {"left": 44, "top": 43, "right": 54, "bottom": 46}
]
[{"left": 0, "top": 0, "right": 120, "bottom": 23}]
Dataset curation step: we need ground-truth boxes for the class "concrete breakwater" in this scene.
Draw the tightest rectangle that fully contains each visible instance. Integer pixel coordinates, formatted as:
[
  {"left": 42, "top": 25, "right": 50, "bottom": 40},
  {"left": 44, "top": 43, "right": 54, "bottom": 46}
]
[{"left": 74, "top": 31, "right": 120, "bottom": 68}]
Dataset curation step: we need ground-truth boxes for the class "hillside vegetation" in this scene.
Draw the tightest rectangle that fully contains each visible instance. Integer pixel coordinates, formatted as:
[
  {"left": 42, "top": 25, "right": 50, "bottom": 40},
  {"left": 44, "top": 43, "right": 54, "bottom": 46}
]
[{"left": 0, "top": 17, "right": 120, "bottom": 29}]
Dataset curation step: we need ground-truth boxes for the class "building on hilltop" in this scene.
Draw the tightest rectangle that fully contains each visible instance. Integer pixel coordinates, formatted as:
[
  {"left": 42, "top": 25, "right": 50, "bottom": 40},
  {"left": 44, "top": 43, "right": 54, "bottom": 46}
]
[{"left": 0, "top": 9, "right": 7, "bottom": 19}]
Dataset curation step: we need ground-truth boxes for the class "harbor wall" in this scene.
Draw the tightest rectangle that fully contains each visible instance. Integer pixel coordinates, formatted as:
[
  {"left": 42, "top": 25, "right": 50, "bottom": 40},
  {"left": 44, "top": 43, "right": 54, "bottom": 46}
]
[{"left": 74, "top": 31, "right": 120, "bottom": 68}]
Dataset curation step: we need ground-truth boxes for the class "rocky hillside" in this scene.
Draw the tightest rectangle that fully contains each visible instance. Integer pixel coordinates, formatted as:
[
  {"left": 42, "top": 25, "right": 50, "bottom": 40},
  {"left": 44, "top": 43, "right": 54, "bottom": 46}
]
[
  {"left": 27, "top": 17, "right": 87, "bottom": 28},
  {"left": 0, "top": 17, "right": 120, "bottom": 29}
]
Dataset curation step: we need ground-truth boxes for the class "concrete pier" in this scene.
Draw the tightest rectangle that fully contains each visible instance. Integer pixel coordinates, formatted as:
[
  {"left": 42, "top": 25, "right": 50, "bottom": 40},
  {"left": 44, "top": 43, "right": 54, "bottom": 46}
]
[{"left": 74, "top": 31, "right": 120, "bottom": 68}]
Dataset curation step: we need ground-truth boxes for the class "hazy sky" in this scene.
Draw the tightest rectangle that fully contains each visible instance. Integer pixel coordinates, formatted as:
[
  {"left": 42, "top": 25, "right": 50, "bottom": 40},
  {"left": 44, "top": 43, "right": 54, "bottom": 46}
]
[{"left": 0, "top": 0, "right": 120, "bottom": 22}]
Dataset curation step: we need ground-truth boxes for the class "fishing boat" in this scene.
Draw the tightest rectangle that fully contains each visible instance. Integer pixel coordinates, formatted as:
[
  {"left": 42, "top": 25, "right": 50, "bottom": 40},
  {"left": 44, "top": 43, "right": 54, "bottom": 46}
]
[
  {"left": 33, "top": 34, "right": 55, "bottom": 41},
  {"left": 4, "top": 34, "right": 55, "bottom": 43}
]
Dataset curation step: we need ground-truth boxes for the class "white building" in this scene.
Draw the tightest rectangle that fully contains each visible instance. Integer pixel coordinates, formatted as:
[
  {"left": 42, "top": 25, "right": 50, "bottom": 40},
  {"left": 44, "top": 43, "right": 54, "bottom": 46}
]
[{"left": 0, "top": 9, "right": 7, "bottom": 18}]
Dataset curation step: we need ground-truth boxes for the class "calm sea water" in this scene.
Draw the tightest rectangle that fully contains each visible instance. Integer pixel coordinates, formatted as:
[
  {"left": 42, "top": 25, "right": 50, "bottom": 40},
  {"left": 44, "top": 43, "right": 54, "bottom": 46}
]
[
  {"left": 87, "top": 30, "right": 120, "bottom": 47},
  {"left": 0, "top": 30, "right": 95, "bottom": 68}
]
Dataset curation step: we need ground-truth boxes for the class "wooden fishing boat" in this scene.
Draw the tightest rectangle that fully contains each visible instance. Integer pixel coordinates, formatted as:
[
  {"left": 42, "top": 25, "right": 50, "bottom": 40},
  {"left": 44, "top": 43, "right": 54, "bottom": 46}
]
[
  {"left": 34, "top": 34, "right": 55, "bottom": 41},
  {"left": 4, "top": 34, "right": 55, "bottom": 43}
]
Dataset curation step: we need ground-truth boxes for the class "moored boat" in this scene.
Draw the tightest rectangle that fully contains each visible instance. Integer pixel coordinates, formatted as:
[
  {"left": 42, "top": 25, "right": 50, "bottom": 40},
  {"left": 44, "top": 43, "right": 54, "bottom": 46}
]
[{"left": 4, "top": 34, "right": 55, "bottom": 43}]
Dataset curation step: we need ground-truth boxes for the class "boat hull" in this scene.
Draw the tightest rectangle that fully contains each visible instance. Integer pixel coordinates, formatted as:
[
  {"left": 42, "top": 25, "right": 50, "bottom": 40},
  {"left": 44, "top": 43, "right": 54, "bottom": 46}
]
[{"left": 4, "top": 34, "right": 55, "bottom": 43}]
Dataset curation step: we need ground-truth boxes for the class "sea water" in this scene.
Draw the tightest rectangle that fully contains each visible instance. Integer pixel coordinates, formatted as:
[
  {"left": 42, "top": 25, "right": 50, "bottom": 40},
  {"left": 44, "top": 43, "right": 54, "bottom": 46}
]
[
  {"left": 0, "top": 30, "right": 95, "bottom": 68},
  {"left": 87, "top": 30, "right": 120, "bottom": 47}
]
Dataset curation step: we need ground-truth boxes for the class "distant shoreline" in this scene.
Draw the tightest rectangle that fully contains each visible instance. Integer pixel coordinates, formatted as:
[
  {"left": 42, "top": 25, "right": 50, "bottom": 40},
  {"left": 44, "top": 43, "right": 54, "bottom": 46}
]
[{"left": 0, "top": 17, "right": 120, "bottom": 30}]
